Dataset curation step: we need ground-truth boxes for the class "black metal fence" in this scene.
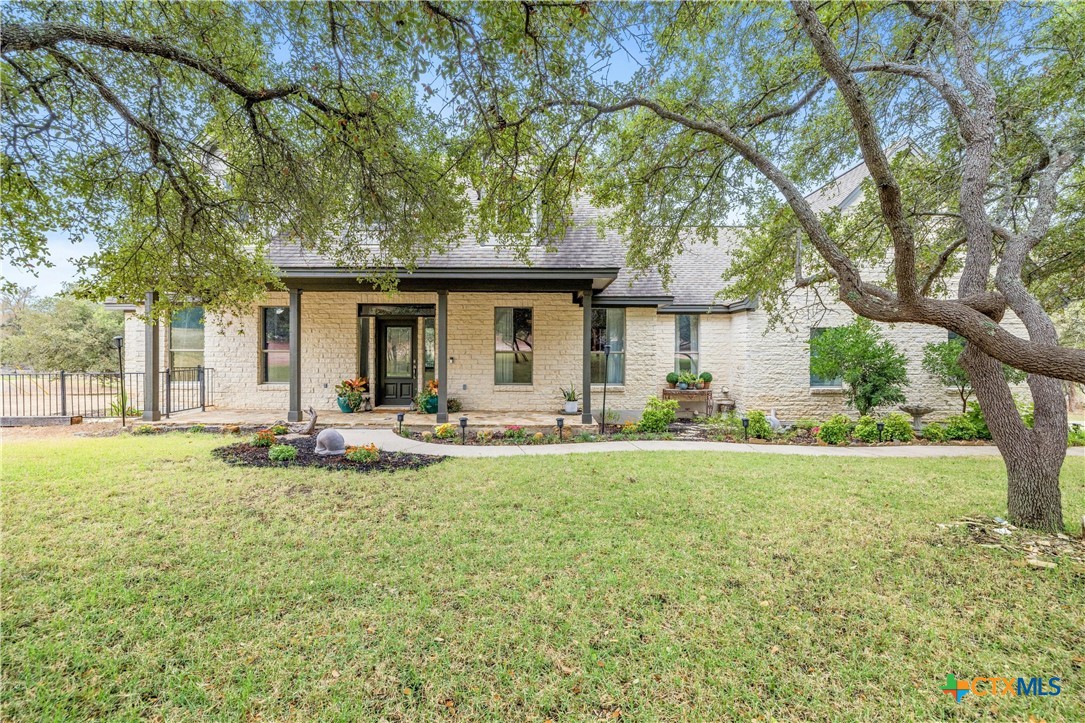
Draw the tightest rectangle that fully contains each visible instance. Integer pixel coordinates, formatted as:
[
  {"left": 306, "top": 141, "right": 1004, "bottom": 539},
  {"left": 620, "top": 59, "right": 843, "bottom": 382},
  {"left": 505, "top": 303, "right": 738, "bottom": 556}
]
[{"left": 0, "top": 367, "right": 214, "bottom": 419}]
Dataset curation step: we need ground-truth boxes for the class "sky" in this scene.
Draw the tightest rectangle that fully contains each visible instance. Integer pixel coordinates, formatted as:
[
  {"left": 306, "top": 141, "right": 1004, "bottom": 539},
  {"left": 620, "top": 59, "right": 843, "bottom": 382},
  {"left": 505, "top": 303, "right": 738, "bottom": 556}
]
[{"left": 3, "top": 233, "right": 98, "bottom": 297}]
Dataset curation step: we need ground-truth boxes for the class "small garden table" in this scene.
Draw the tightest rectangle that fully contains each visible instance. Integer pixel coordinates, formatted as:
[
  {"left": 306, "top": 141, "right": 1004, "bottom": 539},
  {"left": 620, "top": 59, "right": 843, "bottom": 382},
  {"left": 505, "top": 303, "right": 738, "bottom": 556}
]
[{"left": 662, "top": 388, "right": 713, "bottom": 419}]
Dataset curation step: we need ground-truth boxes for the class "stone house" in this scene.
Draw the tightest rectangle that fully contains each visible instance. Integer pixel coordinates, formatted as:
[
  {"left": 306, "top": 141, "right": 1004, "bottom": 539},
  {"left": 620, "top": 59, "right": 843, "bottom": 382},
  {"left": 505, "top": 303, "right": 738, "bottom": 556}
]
[{"left": 117, "top": 157, "right": 1026, "bottom": 424}]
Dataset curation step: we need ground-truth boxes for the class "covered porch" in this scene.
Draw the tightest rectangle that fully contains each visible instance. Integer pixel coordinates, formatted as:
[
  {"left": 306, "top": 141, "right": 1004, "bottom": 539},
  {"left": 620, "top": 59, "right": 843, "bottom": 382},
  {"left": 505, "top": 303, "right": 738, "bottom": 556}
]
[
  {"left": 138, "top": 267, "right": 628, "bottom": 426},
  {"left": 146, "top": 407, "right": 595, "bottom": 430}
]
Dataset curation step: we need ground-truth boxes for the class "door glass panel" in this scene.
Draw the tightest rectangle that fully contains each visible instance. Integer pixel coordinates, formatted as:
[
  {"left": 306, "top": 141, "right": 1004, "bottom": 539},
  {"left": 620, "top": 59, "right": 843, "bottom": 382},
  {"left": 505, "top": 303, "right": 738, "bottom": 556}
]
[{"left": 385, "top": 326, "right": 412, "bottom": 377}]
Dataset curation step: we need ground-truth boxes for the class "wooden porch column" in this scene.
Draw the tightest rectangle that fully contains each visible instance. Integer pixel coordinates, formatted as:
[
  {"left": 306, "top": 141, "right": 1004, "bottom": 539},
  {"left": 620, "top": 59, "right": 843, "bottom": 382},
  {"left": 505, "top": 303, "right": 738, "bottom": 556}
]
[
  {"left": 287, "top": 287, "right": 303, "bottom": 422},
  {"left": 142, "top": 291, "right": 161, "bottom": 421},
  {"left": 582, "top": 289, "right": 593, "bottom": 424},
  {"left": 436, "top": 291, "right": 449, "bottom": 423}
]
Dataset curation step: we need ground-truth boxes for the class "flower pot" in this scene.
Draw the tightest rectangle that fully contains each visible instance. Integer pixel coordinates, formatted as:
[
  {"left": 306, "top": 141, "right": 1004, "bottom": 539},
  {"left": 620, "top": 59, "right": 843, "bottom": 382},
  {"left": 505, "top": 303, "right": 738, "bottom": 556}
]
[
  {"left": 336, "top": 396, "right": 355, "bottom": 414},
  {"left": 695, "top": 382, "right": 704, "bottom": 390},
  {"left": 422, "top": 395, "right": 438, "bottom": 414},
  {"left": 564, "top": 401, "right": 578, "bottom": 414},
  {"left": 702, "top": 381, "right": 711, "bottom": 389},
  {"left": 677, "top": 382, "right": 688, "bottom": 390},
  {"left": 667, "top": 382, "right": 677, "bottom": 388}
]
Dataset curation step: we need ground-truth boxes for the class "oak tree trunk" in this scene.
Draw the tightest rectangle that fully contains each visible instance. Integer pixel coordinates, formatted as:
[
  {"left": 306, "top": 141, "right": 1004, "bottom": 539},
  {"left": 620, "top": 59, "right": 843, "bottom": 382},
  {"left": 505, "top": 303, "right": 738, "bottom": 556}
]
[{"left": 963, "top": 345, "right": 1066, "bottom": 532}]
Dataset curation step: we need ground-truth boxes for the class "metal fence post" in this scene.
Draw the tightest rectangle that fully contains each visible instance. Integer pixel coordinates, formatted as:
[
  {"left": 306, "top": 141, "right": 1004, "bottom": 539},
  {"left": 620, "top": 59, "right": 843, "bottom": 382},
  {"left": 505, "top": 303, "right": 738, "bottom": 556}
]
[
  {"left": 198, "top": 365, "right": 206, "bottom": 411},
  {"left": 164, "top": 368, "right": 172, "bottom": 418},
  {"left": 59, "top": 371, "right": 67, "bottom": 417}
]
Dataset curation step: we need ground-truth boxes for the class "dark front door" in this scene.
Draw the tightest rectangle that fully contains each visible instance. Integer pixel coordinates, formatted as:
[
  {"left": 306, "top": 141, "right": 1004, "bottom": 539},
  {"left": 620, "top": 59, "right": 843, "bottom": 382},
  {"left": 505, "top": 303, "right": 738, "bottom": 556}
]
[{"left": 377, "top": 321, "right": 416, "bottom": 406}]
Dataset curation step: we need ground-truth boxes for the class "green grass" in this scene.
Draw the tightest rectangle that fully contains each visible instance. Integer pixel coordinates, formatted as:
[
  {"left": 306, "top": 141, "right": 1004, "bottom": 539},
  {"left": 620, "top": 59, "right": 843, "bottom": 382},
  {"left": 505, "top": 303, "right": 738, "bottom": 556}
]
[{"left": 3, "top": 435, "right": 1083, "bottom": 721}]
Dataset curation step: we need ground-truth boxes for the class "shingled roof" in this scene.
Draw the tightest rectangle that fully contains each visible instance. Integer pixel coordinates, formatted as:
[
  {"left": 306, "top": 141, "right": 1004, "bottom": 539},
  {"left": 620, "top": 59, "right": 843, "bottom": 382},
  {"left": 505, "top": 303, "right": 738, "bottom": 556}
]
[{"left": 268, "top": 155, "right": 874, "bottom": 312}]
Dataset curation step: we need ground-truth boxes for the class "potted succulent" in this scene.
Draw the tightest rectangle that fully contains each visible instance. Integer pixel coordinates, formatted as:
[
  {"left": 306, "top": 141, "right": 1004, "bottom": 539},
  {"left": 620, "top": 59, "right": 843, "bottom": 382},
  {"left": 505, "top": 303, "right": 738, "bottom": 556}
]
[
  {"left": 677, "top": 371, "right": 698, "bottom": 390},
  {"left": 335, "top": 377, "right": 368, "bottom": 413},
  {"left": 560, "top": 383, "right": 580, "bottom": 414},
  {"left": 666, "top": 372, "right": 679, "bottom": 389},
  {"left": 699, "top": 371, "right": 713, "bottom": 389}
]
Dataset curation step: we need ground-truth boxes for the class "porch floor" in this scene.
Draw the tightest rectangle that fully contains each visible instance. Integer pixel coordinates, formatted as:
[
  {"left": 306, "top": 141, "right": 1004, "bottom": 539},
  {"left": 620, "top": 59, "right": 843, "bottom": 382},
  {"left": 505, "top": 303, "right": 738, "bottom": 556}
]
[{"left": 152, "top": 407, "right": 593, "bottom": 430}]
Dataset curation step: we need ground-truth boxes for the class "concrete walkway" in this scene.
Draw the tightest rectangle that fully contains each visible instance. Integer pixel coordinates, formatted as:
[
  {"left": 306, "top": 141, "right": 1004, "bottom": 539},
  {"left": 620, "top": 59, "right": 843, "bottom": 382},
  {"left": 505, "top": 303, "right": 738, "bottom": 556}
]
[{"left": 338, "top": 428, "right": 1085, "bottom": 459}]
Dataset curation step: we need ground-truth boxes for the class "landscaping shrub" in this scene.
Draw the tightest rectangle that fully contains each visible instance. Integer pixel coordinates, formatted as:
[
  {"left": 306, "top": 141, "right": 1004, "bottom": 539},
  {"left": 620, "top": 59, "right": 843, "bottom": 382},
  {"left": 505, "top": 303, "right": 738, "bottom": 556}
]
[
  {"left": 475, "top": 430, "right": 493, "bottom": 443},
  {"left": 705, "top": 412, "right": 743, "bottom": 439},
  {"left": 187, "top": 424, "right": 207, "bottom": 434},
  {"left": 881, "top": 412, "right": 915, "bottom": 442},
  {"left": 574, "top": 431, "right": 596, "bottom": 443},
  {"left": 132, "top": 424, "right": 156, "bottom": 435},
  {"left": 268, "top": 444, "right": 297, "bottom": 462},
  {"left": 921, "top": 422, "right": 948, "bottom": 443},
  {"left": 665, "top": 372, "right": 679, "bottom": 386},
  {"left": 504, "top": 425, "right": 527, "bottom": 442},
  {"left": 531, "top": 432, "right": 546, "bottom": 443},
  {"left": 638, "top": 396, "right": 678, "bottom": 433},
  {"left": 1069, "top": 425, "right": 1085, "bottom": 447},
  {"left": 792, "top": 418, "right": 819, "bottom": 431},
  {"left": 434, "top": 423, "right": 457, "bottom": 439},
  {"left": 621, "top": 421, "right": 638, "bottom": 434},
  {"left": 944, "top": 415, "right": 978, "bottom": 441},
  {"left": 269, "top": 424, "right": 289, "bottom": 435},
  {"left": 420, "top": 431, "right": 434, "bottom": 442},
  {"left": 345, "top": 443, "right": 380, "bottom": 463},
  {"left": 251, "top": 429, "right": 277, "bottom": 447},
  {"left": 817, "top": 414, "right": 852, "bottom": 445},
  {"left": 447, "top": 398, "right": 463, "bottom": 413},
  {"left": 853, "top": 415, "right": 879, "bottom": 442},
  {"left": 746, "top": 410, "right": 773, "bottom": 440},
  {"left": 963, "top": 402, "right": 992, "bottom": 440}
]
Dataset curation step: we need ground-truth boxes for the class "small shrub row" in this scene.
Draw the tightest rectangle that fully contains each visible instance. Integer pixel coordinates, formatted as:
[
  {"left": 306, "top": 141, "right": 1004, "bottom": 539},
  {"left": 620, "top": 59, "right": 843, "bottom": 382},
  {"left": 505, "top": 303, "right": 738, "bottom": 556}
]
[{"left": 345, "top": 443, "right": 380, "bottom": 463}]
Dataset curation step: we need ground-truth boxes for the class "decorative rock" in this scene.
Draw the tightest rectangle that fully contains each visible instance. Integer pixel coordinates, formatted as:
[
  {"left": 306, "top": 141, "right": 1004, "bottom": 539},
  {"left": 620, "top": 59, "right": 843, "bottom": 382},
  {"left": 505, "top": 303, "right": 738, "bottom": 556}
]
[
  {"left": 223, "top": 425, "right": 241, "bottom": 435},
  {"left": 314, "top": 428, "right": 346, "bottom": 456}
]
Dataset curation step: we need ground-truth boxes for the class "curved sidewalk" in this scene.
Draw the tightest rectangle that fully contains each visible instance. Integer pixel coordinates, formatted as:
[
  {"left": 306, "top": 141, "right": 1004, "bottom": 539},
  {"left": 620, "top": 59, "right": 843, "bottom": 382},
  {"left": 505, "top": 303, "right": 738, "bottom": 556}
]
[{"left": 337, "top": 428, "right": 1085, "bottom": 460}]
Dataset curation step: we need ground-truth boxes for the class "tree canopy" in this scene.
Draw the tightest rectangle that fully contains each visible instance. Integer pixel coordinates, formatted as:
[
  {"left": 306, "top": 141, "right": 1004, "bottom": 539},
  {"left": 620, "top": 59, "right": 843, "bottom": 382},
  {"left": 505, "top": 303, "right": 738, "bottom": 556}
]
[
  {"left": 809, "top": 318, "right": 908, "bottom": 416},
  {"left": 0, "top": 289, "right": 123, "bottom": 372}
]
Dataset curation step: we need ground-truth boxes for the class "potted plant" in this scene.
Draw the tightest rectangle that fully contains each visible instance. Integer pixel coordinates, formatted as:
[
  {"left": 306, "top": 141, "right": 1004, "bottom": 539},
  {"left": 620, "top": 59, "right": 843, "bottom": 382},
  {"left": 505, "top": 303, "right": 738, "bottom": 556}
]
[
  {"left": 699, "top": 371, "right": 713, "bottom": 389},
  {"left": 677, "top": 371, "right": 698, "bottom": 390},
  {"left": 335, "top": 377, "right": 368, "bottom": 413},
  {"left": 415, "top": 379, "right": 439, "bottom": 414},
  {"left": 666, "top": 372, "right": 679, "bottom": 389},
  {"left": 560, "top": 383, "right": 579, "bottom": 414}
]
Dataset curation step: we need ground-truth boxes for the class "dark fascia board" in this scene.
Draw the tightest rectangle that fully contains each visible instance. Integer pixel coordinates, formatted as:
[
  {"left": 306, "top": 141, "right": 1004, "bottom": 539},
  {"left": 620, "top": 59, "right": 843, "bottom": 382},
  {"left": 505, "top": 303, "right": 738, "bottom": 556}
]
[
  {"left": 656, "top": 298, "right": 755, "bottom": 314},
  {"left": 281, "top": 276, "right": 597, "bottom": 293},
  {"left": 590, "top": 295, "right": 673, "bottom": 308},
  {"left": 277, "top": 266, "right": 619, "bottom": 281}
]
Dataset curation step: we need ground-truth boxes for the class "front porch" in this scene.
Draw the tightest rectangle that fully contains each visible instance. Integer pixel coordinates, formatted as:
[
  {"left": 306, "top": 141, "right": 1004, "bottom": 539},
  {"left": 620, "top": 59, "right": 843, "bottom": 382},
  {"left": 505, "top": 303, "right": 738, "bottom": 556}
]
[{"left": 149, "top": 407, "right": 594, "bottom": 430}]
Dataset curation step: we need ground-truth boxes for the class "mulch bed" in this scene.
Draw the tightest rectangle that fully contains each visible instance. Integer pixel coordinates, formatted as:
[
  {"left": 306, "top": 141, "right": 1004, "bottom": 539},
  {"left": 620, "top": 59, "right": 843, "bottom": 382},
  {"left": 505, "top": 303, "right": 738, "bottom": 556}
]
[
  {"left": 938, "top": 515, "right": 1085, "bottom": 573},
  {"left": 213, "top": 436, "right": 444, "bottom": 473}
]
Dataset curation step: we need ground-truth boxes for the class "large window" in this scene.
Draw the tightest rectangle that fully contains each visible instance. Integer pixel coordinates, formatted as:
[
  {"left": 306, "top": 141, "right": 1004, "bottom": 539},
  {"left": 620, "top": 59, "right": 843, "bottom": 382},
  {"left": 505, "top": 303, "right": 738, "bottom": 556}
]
[
  {"left": 495, "top": 307, "right": 533, "bottom": 384},
  {"left": 423, "top": 317, "right": 436, "bottom": 384},
  {"left": 170, "top": 307, "right": 204, "bottom": 369},
  {"left": 262, "top": 307, "right": 290, "bottom": 383},
  {"left": 674, "top": 314, "right": 700, "bottom": 374},
  {"left": 809, "top": 327, "right": 843, "bottom": 388},
  {"left": 591, "top": 308, "right": 625, "bottom": 384}
]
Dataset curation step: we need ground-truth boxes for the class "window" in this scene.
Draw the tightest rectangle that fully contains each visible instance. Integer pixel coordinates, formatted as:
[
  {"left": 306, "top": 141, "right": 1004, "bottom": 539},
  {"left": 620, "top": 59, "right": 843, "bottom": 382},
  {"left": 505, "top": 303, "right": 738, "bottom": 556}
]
[
  {"left": 948, "top": 331, "right": 963, "bottom": 342},
  {"left": 495, "top": 307, "right": 533, "bottom": 384},
  {"left": 170, "top": 307, "right": 204, "bottom": 369},
  {"left": 674, "top": 314, "right": 700, "bottom": 374},
  {"left": 262, "top": 307, "right": 290, "bottom": 383},
  {"left": 591, "top": 308, "right": 625, "bottom": 384},
  {"left": 809, "top": 327, "right": 843, "bottom": 388},
  {"left": 423, "top": 317, "right": 436, "bottom": 383}
]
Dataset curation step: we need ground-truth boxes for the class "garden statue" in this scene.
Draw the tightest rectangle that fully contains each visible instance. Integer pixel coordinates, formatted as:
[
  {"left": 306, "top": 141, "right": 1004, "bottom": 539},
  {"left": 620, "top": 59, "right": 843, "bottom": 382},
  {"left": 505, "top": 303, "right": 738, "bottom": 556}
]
[
  {"left": 767, "top": 408, "right": 785, "bottom": 431},
  {"left": 314, "top": 428, "right": 345, "bottom": 456}
]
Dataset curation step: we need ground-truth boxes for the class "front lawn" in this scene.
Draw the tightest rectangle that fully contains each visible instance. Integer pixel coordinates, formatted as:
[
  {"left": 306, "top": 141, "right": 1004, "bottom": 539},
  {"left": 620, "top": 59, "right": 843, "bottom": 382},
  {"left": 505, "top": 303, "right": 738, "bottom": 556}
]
[{"left": 3, "top": 434, "right": 1082, "bottom": 721}]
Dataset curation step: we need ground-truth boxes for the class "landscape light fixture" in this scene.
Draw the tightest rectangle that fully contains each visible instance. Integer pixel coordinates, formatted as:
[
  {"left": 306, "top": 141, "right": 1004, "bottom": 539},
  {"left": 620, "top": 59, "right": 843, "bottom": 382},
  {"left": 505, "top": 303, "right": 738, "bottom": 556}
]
[
  {"left": 877, "top": 421, "right": 885, "bottom": 443},
  {"left": 396, "top": 412, "right": 405, "bottom": 435},
  {"left": 556, "top": 417, "right": 564, "bottom": 441},
  {"left": 600, "top": 343, "right": 612, "bottom": 435},
  {"left": 112, "top": 335, "right": 125, "bottom": 427},
  {"left": 741, "top": 416, "right": 749, "bottom": 441},
  {"left": 459, "top": 416, "right": 468, "bottom": 444}
]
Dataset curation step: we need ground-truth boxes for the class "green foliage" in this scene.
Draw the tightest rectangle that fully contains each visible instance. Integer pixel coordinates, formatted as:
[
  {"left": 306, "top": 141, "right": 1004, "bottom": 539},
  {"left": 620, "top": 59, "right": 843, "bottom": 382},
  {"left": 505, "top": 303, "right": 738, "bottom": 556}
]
[
  {"left": 108, "top": 395, "right": 140, "bottom": 418},
  {"left": 187, "top": 424, "right": 207, "bottom": 435},
  {"left": 809, "top": 319, "right": 908, "bottom": 416},
  {"left": 922, "top": 338, "right": 1028, "bottom": 412},
  {"left": 251, "top": 430, "right": 277, "bottom": 448},
  {"left": 793, "top": 418, "right": 819, "bottom": 431},
  {"left": 963, "top": 402, "right": 992, "bottom": 441},
  {"left": 853, "top": 416, "right": 879, "bottom": 443},
  {"left": 665, "top": 372, "right": 680, "bottom": 385},
  {"left": 131, "top": 424, "right": 156, "bottom": 435},
  {"left": 447, "top": 398, "right": 463, "bottom": 414},
  {"left": 638, "top": 396, "right": 678, "bottom": 433},
  {"left": 921, "top": 422, "right": 948, "bottom": 443},
  {"left": 269, "top": 424, "right": 289, "bottom": 435},
  {"left": 434, "top": 423, "right": 457, "bottom": 440},
  {"left": 573, "top": 432, "right": 596, "bottom": 443},
  {"left": 345, "top": 444, "right": 380, "bottom": 464},
  {"left": 705, "top": 412, "right": 743, "bottom": 439},
  {"left": 698, "top": 372, "right": 713, "bottom": 383},
  {"left": 944, "top": 416, "right": 978, "bottom": 441},
  {"left": 817, "top": 415, "right": 852, "bottom": 445},
  {"left": 560, "top": 383, "right": 579, "bottom": 402},
  {"left": 677, "top": 372, "right": 698, "bottom": 387},
  {"left": 1069, "top": 425, "right": 1085, "bottom": 447},
  {"left": 334, "top": 378, "right": 369, "bottom": 412},
  {"left": 502, "top": 425, "right": 528, "bottom": 442},
  {"left": 881, "top": 412, "right": 915, "bottom": 443},
  {"left": 268, "top": 444, "right": 298, "bottom": 463},
  {"left": 0, "top": 292, "right": 123, "bottom": 371},
  {"left": 746, "top": 410, "right": 774, "bottom": 440}
]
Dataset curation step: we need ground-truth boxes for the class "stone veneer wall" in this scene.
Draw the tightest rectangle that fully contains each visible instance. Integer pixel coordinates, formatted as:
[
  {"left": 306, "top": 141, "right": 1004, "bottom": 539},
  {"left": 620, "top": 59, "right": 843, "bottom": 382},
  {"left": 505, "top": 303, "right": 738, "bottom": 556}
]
[{"left": 121, "top": 289, "right": 1031, "bottom": 420}]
